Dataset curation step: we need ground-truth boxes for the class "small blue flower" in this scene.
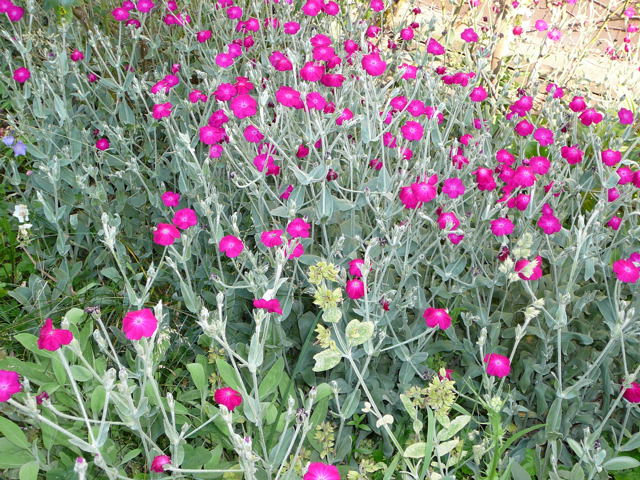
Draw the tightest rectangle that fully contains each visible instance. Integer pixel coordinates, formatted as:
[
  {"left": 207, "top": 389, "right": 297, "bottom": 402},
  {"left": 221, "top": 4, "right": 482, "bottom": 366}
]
[
  {"left": 13, "top": 141, "right": 26, "bottom": 157},
  {"left": 2, "top": 135, "right": 15, "bottom": 146}
]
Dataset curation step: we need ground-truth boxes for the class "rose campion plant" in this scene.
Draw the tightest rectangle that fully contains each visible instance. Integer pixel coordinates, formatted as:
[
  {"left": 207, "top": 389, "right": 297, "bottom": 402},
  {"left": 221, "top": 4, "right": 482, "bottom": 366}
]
[{"left": 2, "top": 0, "right": 640, "bottom": 479}]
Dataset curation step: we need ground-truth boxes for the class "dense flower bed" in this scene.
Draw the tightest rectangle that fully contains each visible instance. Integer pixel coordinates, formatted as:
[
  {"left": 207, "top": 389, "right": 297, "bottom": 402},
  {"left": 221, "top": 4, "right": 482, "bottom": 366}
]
[{"left": 1, "top": 0, "right": 639, "bottom": 479}]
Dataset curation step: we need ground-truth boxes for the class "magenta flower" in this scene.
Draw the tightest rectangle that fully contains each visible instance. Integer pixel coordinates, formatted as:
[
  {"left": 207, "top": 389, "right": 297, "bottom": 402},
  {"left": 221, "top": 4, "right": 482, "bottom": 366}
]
[
  {"left": 426, "top": 38, "right": 445, "bottom": 55},
  {"left": 320, "top": 73, "right": 345, "bottom": 88},
  {"left": 219, "top": 235, "right": 244, "bottom": 258},
  {"left": 37, "top": 318, "right": 73, "bottom": 351},
  {"left": 122, "top": 308, "right": 158, "bottom": 341},
  {"left": 442, "top": 177, "right": 466, "bottom": 199},
  {"left": 510, "top": 96, "right": 533, "bottom": 116},
  {"left": 534, "top": 19, "right": 548, "bottom": 31},
  {"left": 346, "top": 279, "right": 365, "bottom": 300},
  {"left": 300, "top": 62, "right": 325, "bottom": 82},
  {"left": 529, "top": 156, "right": 550, "bottom": 175},
  {"left": 400, "top": 63, "right": 418, "bottom": 79},
  {"left": 215, "top": 52, "right": 234, "bottom": 68},
  {"left": 0, "top": 370, "right": 21, "bottom": 402},
  {"left": 437, "top": 212, "right": 460, "bottom": 231},
  {"left": 214, "top": 387, "right": 243, "bottom": 410},
  {"left": 601, "top": 149, "right": 621, "bottom": 167},
  {"left": 400, "top": 27, "right": 414, "bottom": 41},
  {"left": 608, "top": 188, "right": 620, "bottom": 202},
  {"left": 469, "top": 86, "right": 487, "bottom": 102},
  {"left": 214, "top": 83, "right": 237, "bottom": 101},
  {"left": 547, "top": 28, "right": 562, "bottom": 41},
  {"left": 399, "top": 186, "right": 419, "bottom": 209},
  {"left": 533, "top": 127, "right": 554, "bottom": 146},
  {"left": 150, "top": 455, "right": 171, "bottom": 473},
  {"left": 13, "top": 67, "right": 30, "bottom": 83},
  {"left": 136, "top": 0, "right": 155, "bottom": 12},
  {"left": 70, "top": 49, "right": 84, "bottom": 62},
  {"left": 546, "top": 83, "right": 564, "bottom": 98},
  {"left": 617, "top": 166, "right": 634, "bottom": 185},
  {"left": 461, "top": 28, "right": 479, "bottom": 42},
  {"left": 568, "top": 96, "right": 587, "bottom": 112},
  {"left": 423, "top": 308, "right": 452, "bottom": 330},
  {"left": 490, "top": 218, "right": 514, "bottom": 236},
  {"left": 287, "top": 218, "right": 311, "bottom": 238},
  {"left": 199, "top": 126, "right": 226, "bottom": 145},
  {"left": 172, "top": 208, "right": 197, "bottom": 230},
  {"left": 411, "top": 180, "right": 437, "bottom": 202},
  {"left": 284, "top": 21, "right": 301, "bottom": 34},
  {"left": 537, "top": 213, "right": 561, "bottom": 235},
  {"left": 280, "top": 185, "right": 294, "bottom": 200},
  {"left": 209, "top": 145, "right": 224, "bottom": 158},
  {"left": 96, "top": 138, "right": 110, "bottom": 151},
  {"left": 484, "top": 353, "right": 511, "bottom": 378},
  {"left": 400, "top": 121, "right": 424, "bottom": 141},
  {"left": 269, "top": 51, "right": 293, "bottom": 71},
  {"left": 336, "top": 108, "right": 353, "bottom": 126},
  {"left": 613, "top": 259, "right": 639, "bottom": 283},
  {"left": 579, "top": 108, "right": 603, "bottom": 126},
  {"left": 243, "top": 125, "right": 264, "bottom": 144},
  {"left": 304, "top": 462, "right": 341, "bottom": 480},
  {"left": 152, "top": 102, "right": 172, "bottom": 120},
  {"left": 196, "top": 30, "right": 212, "bottom": 43},
  {"left": 306, "top": 91, "right": 327, "bottom": 110},
  {"left": 5, "top": 3, "right": 24, "bottom": 22},
  {"left": 161, "top": 191, "right": 180, "bottom": 207},
  {"left": 153, "top": 223, "right": 180, "bottom": 246},
  {"left": 618, "top": 108, "right": 634, "bottom": 125},
  {"left": 361, "top": 52, "right": 387, "bottom": 76},
  {"left": 112, "top": 7, "right": 130, "bottom": 21},
  {"left": 515, "top": 256, "right": 543, "bottom": 281},
  {"left": 301, "top": 0, "right": 322, "bottom": 15},
  {"left": 230, "top": 94, "right": 257, "bottom": 119},
  {"left": 287, "top": 239, "right": 304, "bottom": 258},
  {"left": 561, "top": 145, "right": 584, "bottom": 165},
  {"left": 253, "top": 298, "right": 283, "bottom": 314},
  {"left": 313, "top": 45, "right": 336, "bottom": 62},
  {"left": 606, "top": 216, "right": 622, "bottom": 230},
  {"left": 623, "top": 382, "right": 640, "bottom": 403},
  {"left": 275, "top": 86, "right": 304, "bottom": 109},
  {"left": 348, "top": 258, "right": 365, "bottom": 277},
  {"left": 260, "top": 230, "right": 283, "bottom": 248},
  {"left": 370, "top": 0, "right": 385, "bottom": 11},
  {"left": 473, "top": 167, "right": 497, "bottom": 191},
  {"left": 514, "top": 119, "right": 534, "bottom": 136},
  {"left": 448, "top": 233, "right": 464, "bottom": 244}
]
